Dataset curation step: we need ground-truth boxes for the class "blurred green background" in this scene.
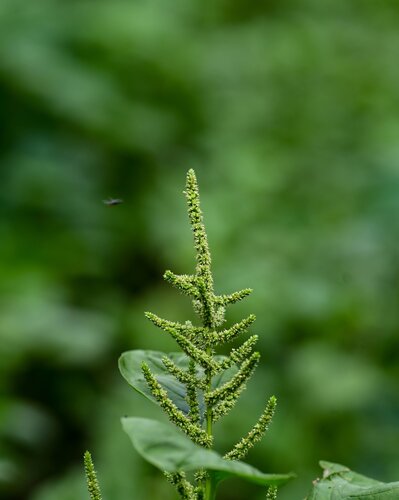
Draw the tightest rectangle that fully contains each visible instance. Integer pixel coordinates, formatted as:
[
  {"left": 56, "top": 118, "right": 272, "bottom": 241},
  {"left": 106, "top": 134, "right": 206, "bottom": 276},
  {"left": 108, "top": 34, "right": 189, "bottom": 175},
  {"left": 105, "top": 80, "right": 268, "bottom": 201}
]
[{"left": 1, "top": 1, "right": 399, "bottom": 499}]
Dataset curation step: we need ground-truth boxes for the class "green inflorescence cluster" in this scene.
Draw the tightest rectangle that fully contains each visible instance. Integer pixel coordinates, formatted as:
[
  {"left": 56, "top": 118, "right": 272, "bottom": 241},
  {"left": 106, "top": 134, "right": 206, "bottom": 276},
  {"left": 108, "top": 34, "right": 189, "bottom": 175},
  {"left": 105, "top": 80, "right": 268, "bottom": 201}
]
[
  {"left": 83, "top": 451, "right": 102, "bottom": 500},
  {"left": 266, "top": 485, "right": 278, "bottom": 500},
  {"left": 141, "top": 170, "right": 278, "bottom": 499}
]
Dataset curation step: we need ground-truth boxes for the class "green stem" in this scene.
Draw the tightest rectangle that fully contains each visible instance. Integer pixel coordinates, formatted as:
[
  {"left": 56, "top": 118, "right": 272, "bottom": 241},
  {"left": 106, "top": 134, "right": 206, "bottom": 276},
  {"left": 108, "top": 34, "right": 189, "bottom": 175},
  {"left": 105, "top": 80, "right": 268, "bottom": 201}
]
[
  {"left": 204, "top": 346, "right": 214, "bottom": 500},
  {"left": 204, "top": 411, "right": 214, "bottom": 499}
]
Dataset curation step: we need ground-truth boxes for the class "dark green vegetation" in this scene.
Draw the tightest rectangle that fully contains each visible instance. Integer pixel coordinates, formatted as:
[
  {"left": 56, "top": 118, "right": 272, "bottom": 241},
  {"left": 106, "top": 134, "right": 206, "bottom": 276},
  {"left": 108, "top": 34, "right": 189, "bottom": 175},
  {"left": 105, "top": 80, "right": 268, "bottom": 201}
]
[{"left": 1, "top": 1, "right": 399, "bottom": 499}]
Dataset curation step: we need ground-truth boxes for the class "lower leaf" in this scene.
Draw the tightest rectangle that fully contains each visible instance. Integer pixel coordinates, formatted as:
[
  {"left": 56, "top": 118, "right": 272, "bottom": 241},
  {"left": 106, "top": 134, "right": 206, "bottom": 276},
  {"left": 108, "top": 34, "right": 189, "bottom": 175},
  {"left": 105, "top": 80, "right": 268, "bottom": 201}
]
[
  {"left": 307, "top": 461, "right": 399, "bottom": 499},
  {"left": 122, "top": 417, "right": 294, "bottom": 489}
]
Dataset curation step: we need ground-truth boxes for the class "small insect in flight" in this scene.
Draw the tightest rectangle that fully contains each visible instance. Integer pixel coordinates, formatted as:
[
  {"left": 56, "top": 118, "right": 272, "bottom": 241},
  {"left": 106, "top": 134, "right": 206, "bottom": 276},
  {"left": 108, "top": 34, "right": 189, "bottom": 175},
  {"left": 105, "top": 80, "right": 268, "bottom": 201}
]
[{"left": 103, "top": 198, "right": 123, "bottom": 206}]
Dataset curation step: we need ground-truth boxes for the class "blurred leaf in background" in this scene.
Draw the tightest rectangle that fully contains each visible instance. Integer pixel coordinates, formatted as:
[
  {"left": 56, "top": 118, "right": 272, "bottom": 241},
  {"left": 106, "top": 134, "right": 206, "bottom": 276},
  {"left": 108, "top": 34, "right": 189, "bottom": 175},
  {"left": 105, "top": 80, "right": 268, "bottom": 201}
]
[{"left": 1, "top": 1, "right": 399, "bottom": 499}]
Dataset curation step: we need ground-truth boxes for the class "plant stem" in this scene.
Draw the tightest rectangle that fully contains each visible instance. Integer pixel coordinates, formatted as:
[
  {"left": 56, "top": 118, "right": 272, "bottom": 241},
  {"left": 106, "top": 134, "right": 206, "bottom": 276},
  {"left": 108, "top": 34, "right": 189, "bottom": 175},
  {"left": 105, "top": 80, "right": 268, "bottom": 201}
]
[
  {"left": 204, "top": 346, "right": 214, "bottom": 500},
  {"left": 204, "top": 409, "right": 214, "bottom": 499}
]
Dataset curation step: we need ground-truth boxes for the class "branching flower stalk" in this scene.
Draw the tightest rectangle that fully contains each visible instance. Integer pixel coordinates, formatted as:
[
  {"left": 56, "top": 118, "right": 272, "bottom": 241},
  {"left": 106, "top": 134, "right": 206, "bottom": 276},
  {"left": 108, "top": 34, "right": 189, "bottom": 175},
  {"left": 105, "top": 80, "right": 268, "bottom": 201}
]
[{"left": 139, "top": 169, "right": 278, "bottom": 499}]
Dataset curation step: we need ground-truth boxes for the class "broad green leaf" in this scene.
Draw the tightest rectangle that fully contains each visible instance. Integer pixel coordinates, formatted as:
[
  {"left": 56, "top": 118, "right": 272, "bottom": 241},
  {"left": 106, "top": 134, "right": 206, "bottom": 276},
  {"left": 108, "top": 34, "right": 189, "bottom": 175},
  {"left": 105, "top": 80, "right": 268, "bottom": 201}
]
[
  {"left": 119, "top": 350, "right": 237, "bottom": 422},
  {"left": 122, "top": 417, "right": 294, "bottom": 489},
  {"left": 307, "top": 461, "right": 399, "bottom": 499}
]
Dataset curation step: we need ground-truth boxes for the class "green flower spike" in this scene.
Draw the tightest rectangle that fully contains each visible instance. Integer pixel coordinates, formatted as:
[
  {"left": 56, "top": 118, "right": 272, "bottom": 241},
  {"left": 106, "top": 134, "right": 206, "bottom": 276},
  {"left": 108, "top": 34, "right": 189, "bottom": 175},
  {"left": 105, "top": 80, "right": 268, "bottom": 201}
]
[
  {"left": 266, "top": 485, "right": 278, "bottom": 499},
  {"left": 224, "top": 396, "right": 277, "bottom": 461},
  {"left": 84, "top": 451, "right": 102, "bottom": 500}
]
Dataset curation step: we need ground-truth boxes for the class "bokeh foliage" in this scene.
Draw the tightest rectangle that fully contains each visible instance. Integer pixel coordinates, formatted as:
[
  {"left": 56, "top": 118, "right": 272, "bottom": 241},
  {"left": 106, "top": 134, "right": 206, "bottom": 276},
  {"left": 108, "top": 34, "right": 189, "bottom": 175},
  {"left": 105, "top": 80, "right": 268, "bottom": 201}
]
[{"left": 1, "top": 1, "right": 399, "bottom": 499}]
